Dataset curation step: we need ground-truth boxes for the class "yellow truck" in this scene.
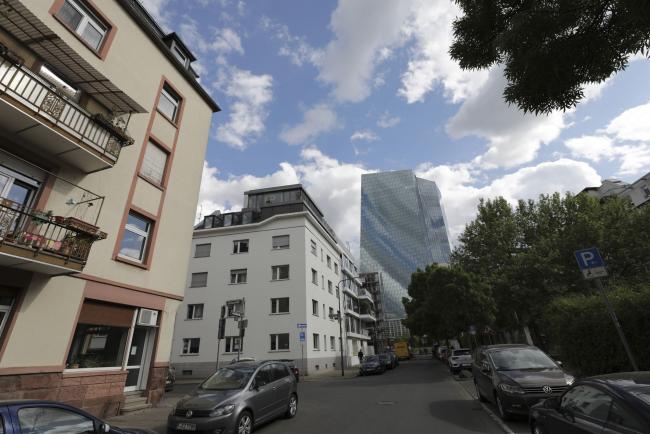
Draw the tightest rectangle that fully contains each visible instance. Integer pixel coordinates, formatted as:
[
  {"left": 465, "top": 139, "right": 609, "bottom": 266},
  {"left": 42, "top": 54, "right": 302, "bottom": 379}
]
[{"left": 394, "top": 342, "right": 411, "bottom": 360}]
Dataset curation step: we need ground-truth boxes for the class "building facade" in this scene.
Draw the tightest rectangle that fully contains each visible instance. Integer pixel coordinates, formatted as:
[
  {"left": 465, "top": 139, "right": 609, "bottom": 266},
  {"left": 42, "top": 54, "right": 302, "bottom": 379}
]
[
  {"left": 171, "top": 185, "right": 375, "bottom": 378},
  {"left": 0, "top": 0, "right": 218, "bottom": 417},
  {"left": 582, "top": 173, "right": 650, "bottom": 208},
  {"left": 360, "top": 170, "right": 451, "bottom": 338}
]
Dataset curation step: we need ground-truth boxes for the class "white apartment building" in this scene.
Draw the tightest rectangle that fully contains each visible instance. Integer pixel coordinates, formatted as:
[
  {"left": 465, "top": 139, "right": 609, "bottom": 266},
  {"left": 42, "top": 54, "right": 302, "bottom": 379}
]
[{"left": 171, "top": 185, "right": 375, "bottom": 378}]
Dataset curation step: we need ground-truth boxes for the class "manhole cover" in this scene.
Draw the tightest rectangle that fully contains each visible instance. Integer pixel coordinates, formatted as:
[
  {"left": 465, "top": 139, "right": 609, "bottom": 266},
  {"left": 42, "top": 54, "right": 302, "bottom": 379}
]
[{"left": 377, "top": 401, "right": 396, "bottom": 405}]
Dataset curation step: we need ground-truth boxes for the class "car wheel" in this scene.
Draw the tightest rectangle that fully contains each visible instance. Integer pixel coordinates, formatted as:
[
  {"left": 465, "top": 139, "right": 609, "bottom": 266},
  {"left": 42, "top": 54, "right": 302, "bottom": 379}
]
[
  {"left": 495, "top": 394, "right": 511, "bottom": 421},
  {"left": 285, "top": 394, "right": 298, "bottom": 418},
  {"left": 237, "top": 411, "right": 253, "bottom": 434},
  {"left": 474, "top": 381, "right": 487, "bottom": 402}
]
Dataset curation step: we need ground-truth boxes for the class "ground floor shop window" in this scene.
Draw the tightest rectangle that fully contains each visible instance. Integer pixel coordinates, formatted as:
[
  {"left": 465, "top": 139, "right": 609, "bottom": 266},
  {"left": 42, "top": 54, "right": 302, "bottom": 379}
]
[{"left": 66, "top": 324, "right": 128, "bottom": 369}]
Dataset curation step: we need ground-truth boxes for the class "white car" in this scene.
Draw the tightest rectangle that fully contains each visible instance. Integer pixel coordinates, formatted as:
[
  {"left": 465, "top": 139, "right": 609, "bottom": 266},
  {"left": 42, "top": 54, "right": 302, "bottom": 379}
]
[{"left": 448, "top": 348, "right": 472, "bottom": 374}]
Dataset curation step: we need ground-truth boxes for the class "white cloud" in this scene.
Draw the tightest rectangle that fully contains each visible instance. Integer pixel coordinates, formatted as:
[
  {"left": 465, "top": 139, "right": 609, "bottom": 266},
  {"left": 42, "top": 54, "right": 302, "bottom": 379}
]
[
  {"left": 179, "top": 17, "right": 244, "bottom": 55},
  {"left": 377, "top": 111, "right": 400, "bottom": 128},
  {"left": 399, "top": 0, "right": 488, "bottom": 104},
  {"left": 350, "top": 129, "right": 378, "bottom": 142},
  {"left": 318, "top": 0, "right": 412, "bottom": 102},
  {"left": 417, "top": 159, "right": 601, "bottom": 242},
  {"left": 138, "top": 0, "right": 171, "bottom": 30},
  {"left": 215, "top": 67, "right": 273, "bottom": 149},
  {"left": 280, "top": 104, "right": 339, "bottom": 145},
  {"left": 197, "top": 148, "right": 372, "bottom": 255},
  {"left": 211, "top": 28, "right": 244, "bottom": 54},
  {"left": 565, "top": 136, "right": 615, "bottom": 162},
  {"left": 605, "top": 101, "right": 650, "bottom": 142},
  {"left": 260, "top": 17, "right": 323, "bottom": 67},
  {"left": 447, "top": 67, "right": 566, "bottom": 168}
]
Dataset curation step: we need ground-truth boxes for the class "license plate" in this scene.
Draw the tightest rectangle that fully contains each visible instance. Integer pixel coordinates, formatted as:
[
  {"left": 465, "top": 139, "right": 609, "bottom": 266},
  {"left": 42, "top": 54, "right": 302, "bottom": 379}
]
[{"left": 176, "top": 423, "right": 197, "bottom": 431}]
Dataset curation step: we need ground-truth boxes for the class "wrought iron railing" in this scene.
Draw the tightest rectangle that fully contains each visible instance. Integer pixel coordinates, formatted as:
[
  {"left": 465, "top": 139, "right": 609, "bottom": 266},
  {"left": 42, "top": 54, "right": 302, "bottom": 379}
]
[
  {"left": 0, "top": 48, "right": 132, "bottom": 161},
  {"left": 0, "top": 197, "right": 106, "bottom": 265}
]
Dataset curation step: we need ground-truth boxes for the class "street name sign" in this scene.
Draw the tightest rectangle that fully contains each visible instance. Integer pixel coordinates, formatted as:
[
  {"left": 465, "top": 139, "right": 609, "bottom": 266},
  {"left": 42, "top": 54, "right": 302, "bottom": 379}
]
[
  {"left": 574, "top": 247, "right": 608, "bottom": 279},
  {"left": 297, "top": 323, "right": 307, "bottom": 329}
]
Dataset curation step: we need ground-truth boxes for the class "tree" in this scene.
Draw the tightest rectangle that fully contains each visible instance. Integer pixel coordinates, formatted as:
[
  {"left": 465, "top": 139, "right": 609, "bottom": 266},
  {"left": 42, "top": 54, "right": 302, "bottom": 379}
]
[
  {"left": 402, "top": 264, "right": 496, "bottom": 340},
  {"left": 450, "top": 1, "right": 650, "bottom": 113}
]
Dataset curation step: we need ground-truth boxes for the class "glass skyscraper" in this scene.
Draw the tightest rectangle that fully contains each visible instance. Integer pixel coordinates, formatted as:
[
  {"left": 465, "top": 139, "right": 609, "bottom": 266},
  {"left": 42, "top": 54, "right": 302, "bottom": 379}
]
[{"left": 360, "top": 170, "right": 452, "bottom": 327}]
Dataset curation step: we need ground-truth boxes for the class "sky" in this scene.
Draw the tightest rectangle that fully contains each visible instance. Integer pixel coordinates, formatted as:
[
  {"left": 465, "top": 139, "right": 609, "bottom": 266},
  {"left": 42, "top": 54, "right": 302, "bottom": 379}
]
[{"left": 142, "top": 0, "right": 650, "bottom": 258}]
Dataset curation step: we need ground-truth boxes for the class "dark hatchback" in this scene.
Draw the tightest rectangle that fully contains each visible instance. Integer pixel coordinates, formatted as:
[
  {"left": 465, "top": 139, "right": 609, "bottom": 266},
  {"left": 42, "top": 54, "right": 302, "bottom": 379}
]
[
  {"left": 168, "top": 361, "right": 297, "bottom": 434},
  {"left": 0, "top": 400, "right": 155, "bottom": 433},
  {"left": 472, "top": 344, "right": 574, "bottom": 420},
  {"left": 530, "top": 372, "right": 650, "bottom": 434},
  {"left": 359, "top": 355, "right": 385, "bottom": 375}
]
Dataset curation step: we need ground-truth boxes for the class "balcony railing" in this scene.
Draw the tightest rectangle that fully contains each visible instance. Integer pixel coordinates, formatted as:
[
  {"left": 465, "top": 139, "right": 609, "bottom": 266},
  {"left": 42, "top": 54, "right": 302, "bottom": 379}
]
[
  {"left": 0, "top": 48, "right": 133, "bottom": 165},
  {"left": 0, "top": 198, "right": 106, "bottom": 272}
]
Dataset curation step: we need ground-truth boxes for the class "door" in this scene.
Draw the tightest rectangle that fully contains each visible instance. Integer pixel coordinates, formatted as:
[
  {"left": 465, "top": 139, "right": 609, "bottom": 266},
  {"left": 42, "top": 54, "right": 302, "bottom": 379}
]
[
  {"left": 270, "top": 363, "right": 292, "bottom": 414},
  {"left": 0, "top": 167, "right": 39, "bottom": 237},
  {"left": 124, "top": 326, "right": 154, "bottom": 392},
  {"left": 249, "top": 365, "right": 276, "bottom": 422},
  {"left": 545, "top": 385, "right": 611, "bottom": 434},
  {"left": 475, "top": 351, "right": 492, "bottom": 398}
]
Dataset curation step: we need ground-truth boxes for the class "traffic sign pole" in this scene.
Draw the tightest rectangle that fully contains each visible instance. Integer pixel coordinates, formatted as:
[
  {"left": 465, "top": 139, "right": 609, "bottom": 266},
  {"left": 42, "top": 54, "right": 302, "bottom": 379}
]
[{"left": 594, "top": 278, "right": 639, "bottom": 371}]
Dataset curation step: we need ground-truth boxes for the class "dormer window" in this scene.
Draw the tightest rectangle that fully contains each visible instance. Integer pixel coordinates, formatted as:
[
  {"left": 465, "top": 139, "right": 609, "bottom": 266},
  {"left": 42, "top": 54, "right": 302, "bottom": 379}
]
[
  {"left": 171, "top": 41, "right": 189, "bottom": 67},
  {"left": 56, "top": 0, "right": 107, "bottom": 52}
]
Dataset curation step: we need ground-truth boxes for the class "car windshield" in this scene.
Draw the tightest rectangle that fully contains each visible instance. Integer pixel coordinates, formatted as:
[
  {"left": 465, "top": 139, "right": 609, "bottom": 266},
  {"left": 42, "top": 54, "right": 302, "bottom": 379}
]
[
  {"left": 490, "top": 348, "right": 557, "bottom": 371},
  {"left": 453, "top": 349, "right": 471, "bottom": 356},
  {"left": 200, "top": 367, "right": 254, "bottom": 390},
  {"left": 365, "top": 355, "right": 379, "bottom": 362}
]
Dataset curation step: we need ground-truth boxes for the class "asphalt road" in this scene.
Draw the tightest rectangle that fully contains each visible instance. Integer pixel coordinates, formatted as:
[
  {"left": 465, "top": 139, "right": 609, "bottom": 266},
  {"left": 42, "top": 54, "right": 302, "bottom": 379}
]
[{"left": 110, "top": 359, "right": 513, "bottom": 433}]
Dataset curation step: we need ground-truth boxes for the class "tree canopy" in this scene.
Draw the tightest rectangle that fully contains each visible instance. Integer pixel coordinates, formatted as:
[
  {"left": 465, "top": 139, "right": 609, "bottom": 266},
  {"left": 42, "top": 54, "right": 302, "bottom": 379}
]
[{"left": 450, "top": 1, "right": 650, "bottom": 113}]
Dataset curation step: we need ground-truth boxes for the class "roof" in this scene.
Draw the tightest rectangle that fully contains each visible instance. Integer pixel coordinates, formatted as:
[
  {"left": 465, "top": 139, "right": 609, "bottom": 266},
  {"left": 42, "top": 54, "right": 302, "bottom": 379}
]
[
  {"left": 117, "top": 0, "right": 220, "bottom": 112},
  {"left": 244, "top": 184, "right": 326, "bottom": 217}
]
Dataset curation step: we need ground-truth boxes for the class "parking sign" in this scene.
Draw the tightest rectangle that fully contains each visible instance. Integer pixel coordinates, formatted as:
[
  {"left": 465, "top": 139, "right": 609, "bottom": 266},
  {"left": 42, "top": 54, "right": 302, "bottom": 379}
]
[
  {"left": 574, "top": 247, "right": 608, "bottom": 279},
  {"left": 299, "top": 331, "right": 305, "bottom": 342}
]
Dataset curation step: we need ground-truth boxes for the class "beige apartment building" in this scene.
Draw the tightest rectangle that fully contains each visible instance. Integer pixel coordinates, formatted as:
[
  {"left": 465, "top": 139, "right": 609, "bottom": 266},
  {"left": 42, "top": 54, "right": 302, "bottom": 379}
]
[{"left": 0, "top": 0, "right": 218, "bottom": 417}]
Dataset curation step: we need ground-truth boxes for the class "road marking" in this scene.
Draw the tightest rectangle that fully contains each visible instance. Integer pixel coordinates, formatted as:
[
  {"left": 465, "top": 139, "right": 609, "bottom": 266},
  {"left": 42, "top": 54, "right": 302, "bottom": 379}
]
[
  {"left": 479, "top": 403, "right": 516, "bottom": 434},
  {"left": 376, "top": 401, "right": 396, "bottom": 405}
]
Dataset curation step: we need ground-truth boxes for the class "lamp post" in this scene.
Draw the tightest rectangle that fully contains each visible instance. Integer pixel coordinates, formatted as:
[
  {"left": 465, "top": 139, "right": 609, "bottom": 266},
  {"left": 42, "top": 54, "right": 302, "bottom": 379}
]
[{"left": 334, "top": 276, "right": 367, "bottom": 377}]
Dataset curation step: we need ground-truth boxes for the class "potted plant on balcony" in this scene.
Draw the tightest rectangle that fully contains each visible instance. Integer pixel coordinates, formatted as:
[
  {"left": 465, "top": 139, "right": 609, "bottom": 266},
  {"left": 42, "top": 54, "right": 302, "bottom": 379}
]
[{"left": 31, "top": 210, "right": 53, "bottom": 225}]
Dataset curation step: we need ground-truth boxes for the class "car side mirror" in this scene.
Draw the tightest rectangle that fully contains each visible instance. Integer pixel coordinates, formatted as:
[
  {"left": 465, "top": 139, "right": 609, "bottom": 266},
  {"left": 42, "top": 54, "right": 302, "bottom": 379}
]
[
  {"left": 555, "top": 360, "right": 563, "bottom": 367},
  {"left": 97, "top": 423, "right": 110, "bottom": 433}
]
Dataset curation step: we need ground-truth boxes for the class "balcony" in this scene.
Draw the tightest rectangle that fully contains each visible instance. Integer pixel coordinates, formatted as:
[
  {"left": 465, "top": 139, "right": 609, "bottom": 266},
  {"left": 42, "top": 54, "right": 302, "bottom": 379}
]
[
  {"left": 359, "top": 311, "right": 377, "bottom": 323},
  {"left": 358, "top": 289, "right": 374, "bottom": 304},
  {"left": 0, "top": 198, "right": 106, "bottom": 274},
  {"left": 0, "top": 49, "right": 134, "bottom": 173}
]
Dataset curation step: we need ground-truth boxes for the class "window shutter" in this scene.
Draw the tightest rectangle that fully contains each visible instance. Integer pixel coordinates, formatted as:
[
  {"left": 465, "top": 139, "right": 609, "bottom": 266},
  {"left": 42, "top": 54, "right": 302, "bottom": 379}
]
[
  {"left": 195, "top": 243, "right": 211, "bottom": 257},
  {"left": 191, "top": 272, "right": 208, "bottom": 287}
]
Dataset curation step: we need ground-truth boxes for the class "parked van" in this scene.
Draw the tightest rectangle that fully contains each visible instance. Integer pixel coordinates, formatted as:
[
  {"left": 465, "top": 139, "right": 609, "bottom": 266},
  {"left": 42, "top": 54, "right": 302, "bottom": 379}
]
[{"left": 394, "top": 342, "right": 411, "bottom": 360}]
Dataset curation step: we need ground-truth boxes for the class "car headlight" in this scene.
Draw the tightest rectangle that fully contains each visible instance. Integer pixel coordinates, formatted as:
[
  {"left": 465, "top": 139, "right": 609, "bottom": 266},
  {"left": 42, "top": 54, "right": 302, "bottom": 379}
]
[
  {"left": 499, "top": 383, "right": 525, "bottom": 394},
  {"left": 564, "top": 375, "right": 575, "bottom": 385},
  {"left": 210, "top": 404, "right": 235, "bottom": 417}
]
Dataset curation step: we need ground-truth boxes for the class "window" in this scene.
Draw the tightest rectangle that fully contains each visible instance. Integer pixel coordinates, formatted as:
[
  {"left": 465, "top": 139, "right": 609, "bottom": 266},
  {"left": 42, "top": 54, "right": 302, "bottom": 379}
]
[
  {"left": 270, "top": 333, "right": 289, "bottom": 351},
  {"left": 158, "top": 85, "right": 181, "bottom": 122},
  {"left": 182, "top": 338, "right": 200, "bottom": 355},
  {"left": 233, "top": 239, "right": 249, "bottom": 254},
  {"left": 55, "top": 0, "right": 107, "bottom": 51},
  {"left": 230, "top": 269, "right": 247, "bottom": 284},
  {"left": 323, "top": 335, "right": 327, "bottom": 351},
  {"left": 561, "top": 385, "right": 612, "bottom": 422},
  {"left": 187, "top": 304, "right": 204, "bottom": 320},
  {"left": 119, "top": 212, "right": 152, "bottom": 262},
  {"left": 327, "top": 255, "right": 331, "bottom": 268},
  {"left": 312, "top": 300, "right": 318, "bottom": 316},
  {"left": 329, "top": 307, "right": 334, "bottom": 320},
  {"left": 313, "top": 333, "right": 320, "bottom": 350},
  {"left": 271, "top": 297, "right": 289, "bottom": 314},
  {"left": 330, "top": 336, "right": 335, "bottom": 350},
  {"left": 227, "top": 301, "right": 243, "bottom": 317},
  {"left": 66, "top": 324, "right": 128, "bottom": 368},
  {"left": 0, "top": 296, "right": 14, "bottom": 341},
  {"left": 608, "top": 400, "right": 645, "bottom": 432},
  {"left": 334, "top": 263, "right": 339, "bottom": 275},
  {"left": 194, "top": 243, "right": 211, "bottom": 258},
  {"left": 322, "top": 303, "right": 325, "bottom": 319},
  {"left": 311, "top": 269, "right": 318, "bottom": 285},
  {"left": 310, "top": 240, "right": 317, "bottom": 255},
  {"left": 140, "top": 140, "right": 168, "bottom": 185},
  {"left": 18, "top": 407, "right": 94, "bottom": 434},
  {"left": 272, "top": 265, "right": 289, "bottom": 280},
  {"left": 328, "top": 280, "right": 333, "bottom": 294},
  {"left": 336, "top": 288, "right": 340, "bottom": 299},
  {"left": 272, "top": 235, "right": 290, "bottom": 249},
  {"left": 271, "top": 363, "right": 290, "bottom": 380},
  {"left": 321, "top": 248, "right": 323, "bottom": 261},
  {"left": 322, "top": 276, "right": 325, "bottom": 289},
  {"left": 171, "top": 40, "right": 189, "bottom": 67},
  {"left": 224, "top": 336, "right": 241, "bottom": 353},
  {"left": 190, "top": 272, "right": 208, "bottom": 288}
]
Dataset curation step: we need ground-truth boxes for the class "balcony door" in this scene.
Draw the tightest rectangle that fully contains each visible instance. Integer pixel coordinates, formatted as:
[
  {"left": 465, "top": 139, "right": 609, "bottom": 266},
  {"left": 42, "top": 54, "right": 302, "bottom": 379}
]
[
  {"left": 124, "top": 326, "right": 155, "bottom": 392},
  {"left": 0, "top": 167, "right": 39, "bottom": 236}
]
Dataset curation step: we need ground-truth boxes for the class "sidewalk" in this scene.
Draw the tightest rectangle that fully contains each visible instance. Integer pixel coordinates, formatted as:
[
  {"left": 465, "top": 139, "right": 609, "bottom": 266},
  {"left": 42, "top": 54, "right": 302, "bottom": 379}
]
[{"left": 302, "top": 367, "right": 359, "bottom": 381}]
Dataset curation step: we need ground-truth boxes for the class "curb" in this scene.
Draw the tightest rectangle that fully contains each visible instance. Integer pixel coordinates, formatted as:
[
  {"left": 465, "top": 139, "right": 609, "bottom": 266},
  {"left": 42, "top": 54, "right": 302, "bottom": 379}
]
[{"left": 452, "top": 372, "right": 514, "bottom": 434}]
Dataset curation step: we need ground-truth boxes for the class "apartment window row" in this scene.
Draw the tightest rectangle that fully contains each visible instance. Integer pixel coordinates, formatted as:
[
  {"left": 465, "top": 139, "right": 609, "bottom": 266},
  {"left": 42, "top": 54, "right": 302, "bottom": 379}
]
[
  {"left": 190, "top": 266, "right": 292, "bottom": 287},
  {"left": 309, "top": 238, "right": 339, "bottom": 274},
  {"left": 312, "top": 300, "right": 336, "bottom": 320},
  {"left": 193, "top": 235, "right": 291, "bottom": 258},
  {"left": 313, "top": 333, "right": 331, "bottom": 351},
  {"left": 186, "top": 298, "right": 289, "bottom": 321}
]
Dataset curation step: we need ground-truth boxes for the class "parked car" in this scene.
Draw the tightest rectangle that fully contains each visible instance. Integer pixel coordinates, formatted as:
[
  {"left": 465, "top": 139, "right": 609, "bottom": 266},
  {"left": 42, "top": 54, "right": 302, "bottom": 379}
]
[
  {"left": 359, "top": 355, "right": 385, "bottom": 375},
  {"left": 168, "top": 361, "right": 298, "bottom": 434},
  {"left": 166, "top": 366, "right": 176, "bottom": 391},
  {"left": 0, "top": 400, "right": 155, "bottom": 433},
  {"left": 269, "top": 358, "right": 300, "bottom": 382},
  {"left": 448, "top": 348, "right": 472, "bottom": 374},
  {"left": 436, "top": 346, "right": 448, "bottom": 362},
  {"left": 377, "top": 353, "right": 393, "bottom": 370},
  {"left": 472, "top": 344, "right": 574, "bottom": 420},
  {"left": 530, "top": 371, "right": 650, "bottom": 434},
  {"left": 230, "top": 357, "right": 255, "bottom": 364}
]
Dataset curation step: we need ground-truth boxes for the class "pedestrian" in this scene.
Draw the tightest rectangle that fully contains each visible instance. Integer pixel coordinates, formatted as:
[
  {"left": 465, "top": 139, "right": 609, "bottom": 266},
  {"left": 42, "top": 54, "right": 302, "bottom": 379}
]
[{"left": 358, "top": 349, "right": 364, "bottom": 364}]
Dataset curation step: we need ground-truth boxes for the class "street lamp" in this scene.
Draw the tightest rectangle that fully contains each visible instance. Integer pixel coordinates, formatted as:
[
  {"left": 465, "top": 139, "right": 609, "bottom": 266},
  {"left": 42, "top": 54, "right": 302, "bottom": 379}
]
[{"left": 333, "top": 276, "right": 367, "bottom": 377}]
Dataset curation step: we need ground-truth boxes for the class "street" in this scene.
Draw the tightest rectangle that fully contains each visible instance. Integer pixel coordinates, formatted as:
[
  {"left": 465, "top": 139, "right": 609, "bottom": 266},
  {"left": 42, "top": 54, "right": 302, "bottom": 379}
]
[{"left": 110, "top": 358, "right": 530, "bottom": 434}]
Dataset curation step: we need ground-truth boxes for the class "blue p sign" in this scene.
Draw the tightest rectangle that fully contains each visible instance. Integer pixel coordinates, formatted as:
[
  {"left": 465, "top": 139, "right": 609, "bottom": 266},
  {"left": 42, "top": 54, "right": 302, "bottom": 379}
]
[{"left": 574, "top": 248, "right": 607, "bottom": 279}]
